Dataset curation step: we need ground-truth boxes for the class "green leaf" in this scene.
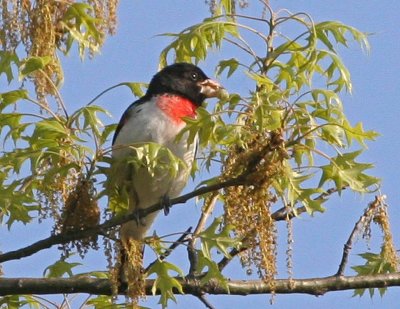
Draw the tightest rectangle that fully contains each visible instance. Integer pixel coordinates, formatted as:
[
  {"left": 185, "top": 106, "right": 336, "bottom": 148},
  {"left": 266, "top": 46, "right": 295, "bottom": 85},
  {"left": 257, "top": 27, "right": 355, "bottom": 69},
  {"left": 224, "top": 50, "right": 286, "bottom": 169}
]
[
  {"left": 99, "top": 123, "right": 117, "bottom": 146},
  {"left": 122, "top": 82, "right": 148, "bottom": 98},
  {"left": 0, "top": 175, "right": 39, "bottom": 228},
  {"left": 0, "top": 113, "right": 27, "bottom": 144},
  {"left": 318, "top": 150, "right": 380, "bottom": 192},
  {"left": 199, "top": 217, "right": 240, "bottom": 259},
  {"left": 147, "top": 260, "right": 185, "bottom": 309},
  {"left": 86, "top": 295, "right": 129, "bottom": 308},
  {"left": 0, "top": 50, "right": 19, "bottom": 83},
  {"left": 82, "top": 105, "right": 107, "bottom": 138},
  {"left": 159, "top": 17, "right": 238, "bottom": 65},
  {"left": 61, "top": 3, "right": 103, "bottom": 58},
  {"left": 216, "top": 58, "right": 239, "bottom": 78},
  {"left": 247, "top": 72, "right": 276, "bottom": 91},
  {"left": 197, "top": 251, "right": 229, "bottom": 291},
  {"left": 4, "top": 203, "right": 38, "bottom": 229},
  {"left": 43, "top": 256, "right": 81, "bottom": 278},
  {"left": 324, "top": 51, "right": 352, "bottom": 92},
  {"left": 320, "top": 125, "right": 345, "bottom": 147},
  {"left": 127, "top": 142, "right": 186, "bottom": 178},
  {"left": 218, "top": 0, "right": 235, "bottom": 15},
  {"left": 254, "top": 104, "right": 284, "bottom": 131},
  {"left": 19, "top": 56, "right": 52, "bottom": 79},
  {"left": 69, "top": 105, "right": 112, "bottom": 144},
  {"left": 32, "top": 119, "right": 69, "bottom": 140},
  {"left": 0, "top": 295, "right": 41, "bottom": 309},
  {"left": 342, "top": 119, "right": 379, "bottom": 147},
  {"left": 274, "top": 164, "right": 325, "bottom": 213},
  {"left": 352, "top": 251, "right": 397, "bottom": 298},
  {"left": 0, "top": 90, "right": 29, "bottom": 111},
  {"left": 315, "top": 21, "right": 370, "bottom": 53}
]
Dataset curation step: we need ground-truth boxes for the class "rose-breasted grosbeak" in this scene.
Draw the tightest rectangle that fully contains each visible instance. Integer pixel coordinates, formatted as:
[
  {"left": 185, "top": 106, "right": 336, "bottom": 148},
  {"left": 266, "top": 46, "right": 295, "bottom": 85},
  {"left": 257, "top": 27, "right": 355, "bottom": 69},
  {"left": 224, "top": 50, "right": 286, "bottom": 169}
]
[{"left": 112, "top": 63, "right": 223, "bottom": 248}]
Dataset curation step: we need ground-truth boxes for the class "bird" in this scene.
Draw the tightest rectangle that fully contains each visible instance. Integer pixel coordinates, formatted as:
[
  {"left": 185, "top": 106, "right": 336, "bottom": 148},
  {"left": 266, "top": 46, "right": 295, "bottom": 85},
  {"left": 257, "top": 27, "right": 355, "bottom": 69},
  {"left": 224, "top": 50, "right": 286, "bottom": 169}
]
[{"left": 111, "top": 63, "right": 223, "bottom": 258}]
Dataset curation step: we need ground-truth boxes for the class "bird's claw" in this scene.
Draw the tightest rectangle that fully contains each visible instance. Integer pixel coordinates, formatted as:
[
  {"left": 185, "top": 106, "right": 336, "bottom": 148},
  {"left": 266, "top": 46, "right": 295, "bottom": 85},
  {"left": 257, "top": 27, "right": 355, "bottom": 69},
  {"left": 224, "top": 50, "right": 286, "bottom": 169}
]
[
  {"left": 133, "top": 209, "right": 147, "bottom": 227},
  {"left": 161, "top": 195, "right": 171, "bottom": 216},
  {"left": 133, "top": 209, "right": 141, "bottom": 226}
]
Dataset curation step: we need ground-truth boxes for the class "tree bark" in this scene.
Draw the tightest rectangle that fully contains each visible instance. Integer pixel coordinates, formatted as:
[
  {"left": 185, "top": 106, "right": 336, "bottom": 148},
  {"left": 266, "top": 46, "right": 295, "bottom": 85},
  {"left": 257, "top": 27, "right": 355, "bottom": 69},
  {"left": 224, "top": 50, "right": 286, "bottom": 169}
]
[{"left": 1, "top": 273, "right": 400, "bottom": 296}]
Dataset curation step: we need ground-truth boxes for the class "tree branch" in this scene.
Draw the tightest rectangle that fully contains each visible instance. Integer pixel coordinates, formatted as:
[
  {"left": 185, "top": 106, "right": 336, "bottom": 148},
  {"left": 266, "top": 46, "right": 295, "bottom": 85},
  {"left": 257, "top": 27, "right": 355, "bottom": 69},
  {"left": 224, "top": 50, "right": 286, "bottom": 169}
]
[
  {"left": 0, "top": 176, "right": 246, "bottom": 264},
  {"left": 1, "top": 273, "right": 400, "bottom": 296},
  {"left": 196, "top": 293, "right": 216, "bottom": 309},
  {"left": 336, "top": 195, "right": 383, "bottom": 276},
  {"left": 271, "top": 186, "right": 347, "bottom": 221}
]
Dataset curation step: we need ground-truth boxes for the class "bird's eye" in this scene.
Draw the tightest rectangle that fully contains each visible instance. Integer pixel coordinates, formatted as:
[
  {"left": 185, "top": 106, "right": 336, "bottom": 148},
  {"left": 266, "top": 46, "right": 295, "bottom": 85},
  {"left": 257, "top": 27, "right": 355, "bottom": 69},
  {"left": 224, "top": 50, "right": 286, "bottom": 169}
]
[{"left": 190, "top": 72, "right": 198, "bottom": 80}]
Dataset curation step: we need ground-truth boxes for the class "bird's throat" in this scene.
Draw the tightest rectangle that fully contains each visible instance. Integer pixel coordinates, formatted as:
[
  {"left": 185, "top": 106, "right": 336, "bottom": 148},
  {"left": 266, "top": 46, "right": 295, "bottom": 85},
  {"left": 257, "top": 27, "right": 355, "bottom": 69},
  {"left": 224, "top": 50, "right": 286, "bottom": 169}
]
[{"left": 156, "top": 94, "right": 197, "bottom": 124}]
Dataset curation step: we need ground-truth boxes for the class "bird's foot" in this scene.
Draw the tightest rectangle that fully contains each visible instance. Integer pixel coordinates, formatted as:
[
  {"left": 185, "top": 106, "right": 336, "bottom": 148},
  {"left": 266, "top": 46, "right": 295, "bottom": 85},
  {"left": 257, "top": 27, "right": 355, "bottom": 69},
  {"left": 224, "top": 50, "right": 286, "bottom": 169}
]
[
  {"left": 132, "top": 209, "right": 147, "bottom": 227},
  {"left": 133, "top": 209, "right": 141, "bottom": 226},
  {"left": 160, "top": 194, "right": 171, "bottom": 216}
]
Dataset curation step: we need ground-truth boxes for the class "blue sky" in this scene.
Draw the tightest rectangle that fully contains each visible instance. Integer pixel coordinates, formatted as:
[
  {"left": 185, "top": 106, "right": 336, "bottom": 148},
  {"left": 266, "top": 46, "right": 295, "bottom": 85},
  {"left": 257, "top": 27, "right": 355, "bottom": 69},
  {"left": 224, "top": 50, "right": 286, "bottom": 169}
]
[{"left": 2, "top": 1, "right": 400, "bottom": 308}]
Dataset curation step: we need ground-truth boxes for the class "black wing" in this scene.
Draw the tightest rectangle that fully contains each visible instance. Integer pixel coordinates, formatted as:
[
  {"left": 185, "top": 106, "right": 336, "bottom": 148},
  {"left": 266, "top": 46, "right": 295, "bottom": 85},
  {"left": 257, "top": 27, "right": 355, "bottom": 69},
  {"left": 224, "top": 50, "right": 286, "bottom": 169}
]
[{"left": 112, "top": 95, "right": 149, "bottom": 145}]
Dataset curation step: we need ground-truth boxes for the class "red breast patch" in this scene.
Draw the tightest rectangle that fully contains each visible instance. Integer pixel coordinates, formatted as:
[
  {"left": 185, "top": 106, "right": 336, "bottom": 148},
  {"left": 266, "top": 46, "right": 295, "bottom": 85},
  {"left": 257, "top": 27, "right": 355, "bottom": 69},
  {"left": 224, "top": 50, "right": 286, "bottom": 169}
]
[{"left": 156, "top": 95, "right": 197, "bottom": 124}]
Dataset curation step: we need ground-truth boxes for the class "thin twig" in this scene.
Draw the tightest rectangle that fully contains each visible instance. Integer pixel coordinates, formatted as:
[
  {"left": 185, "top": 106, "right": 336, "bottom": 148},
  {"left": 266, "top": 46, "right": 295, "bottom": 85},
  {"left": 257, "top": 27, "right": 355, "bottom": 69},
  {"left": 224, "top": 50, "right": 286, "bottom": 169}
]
[
  {"left": 225, "top": 13, "right": 271, "bottom": 26},
  {"left": 192, "top": 193, "right": 219, "bottom": 242},
  {"left": 223, "top": 37, "right": 263, "bottom": 71},
  {"left": 336, "top": 195, "right": 383, "bottom": 276},
  {"left": 159, "top": 228, "right": 192, "bottom": 259},
  {"left": 272, "top": 186, "right": 347, "bottom": 221},
  {"left": 144, "top": 227, "right": 192, "bottom": 273},
  {"left": 26, "top": 97, "right": 61, "bottom": 121},
  {"left": 188, "top": 193, "right": 219, "bottom": 276},
  {"left": 217, "top": 245, "right": 249, "bottom": 271},
  {"left": 87, "top": 82, "right": 130, "bottom": 106},
  {"left": 62, "top": 294, "right": 72, "bottom": 309},
  {"left": 78, "top": 294, "right": 93, "bottom": 309},
  {"left": 30, "top": 295, "right": 58, "bottom": 309},
  {"left": 196, "top": 293, "right": 216, "bottom": 309},
  {"left": 41, "top": 71, "right": 69, "bottom": 119}
]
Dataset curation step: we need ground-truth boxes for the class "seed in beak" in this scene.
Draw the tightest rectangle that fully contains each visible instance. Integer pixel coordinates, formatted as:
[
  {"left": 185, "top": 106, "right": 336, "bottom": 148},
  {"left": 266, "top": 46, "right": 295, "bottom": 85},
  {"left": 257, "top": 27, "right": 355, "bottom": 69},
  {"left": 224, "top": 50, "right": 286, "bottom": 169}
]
[{"left": 199, "top": 79, "right": 225, "bottom": 98}]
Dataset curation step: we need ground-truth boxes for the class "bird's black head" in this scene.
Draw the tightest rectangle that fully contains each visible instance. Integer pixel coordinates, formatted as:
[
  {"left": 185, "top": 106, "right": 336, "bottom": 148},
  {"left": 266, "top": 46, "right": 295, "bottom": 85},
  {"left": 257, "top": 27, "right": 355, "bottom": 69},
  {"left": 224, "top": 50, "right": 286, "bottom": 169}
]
[{"left": 146, "top": 62, "right": 222, "bottom": 106}]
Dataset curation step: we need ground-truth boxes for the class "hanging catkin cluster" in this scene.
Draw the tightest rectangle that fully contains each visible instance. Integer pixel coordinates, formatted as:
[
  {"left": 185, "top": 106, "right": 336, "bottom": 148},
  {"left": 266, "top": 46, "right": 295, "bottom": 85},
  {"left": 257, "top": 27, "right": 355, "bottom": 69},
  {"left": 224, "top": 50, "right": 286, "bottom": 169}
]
[
  {"left": 372, "top": 197, "right": 399, "bottom": 272},
  {"left": 36, "top": 139, "right": 79, "bottom": 224},
  {"left": 223, "top": 128, "right": 287, "bottom": 281},
  {"left": 0, "top": 0, "right": 119, "bottom": 101},
  {"left": 61, "top": 178, "right": 100, "bottom": 238}
]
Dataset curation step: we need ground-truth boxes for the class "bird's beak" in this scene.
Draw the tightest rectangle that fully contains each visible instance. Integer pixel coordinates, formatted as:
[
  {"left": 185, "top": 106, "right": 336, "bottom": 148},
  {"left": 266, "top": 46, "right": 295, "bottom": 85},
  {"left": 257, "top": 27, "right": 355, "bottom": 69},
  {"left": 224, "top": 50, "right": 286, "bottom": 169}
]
[{"left": 199, "top": 79, "right": 225, "bottom": 99}]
